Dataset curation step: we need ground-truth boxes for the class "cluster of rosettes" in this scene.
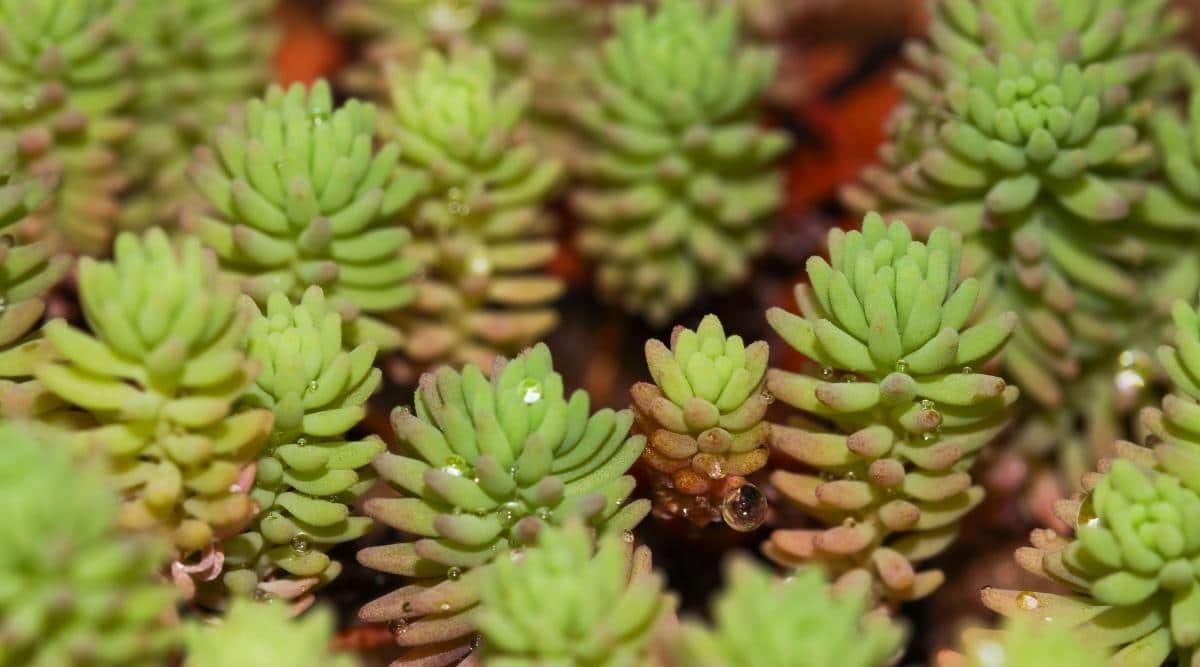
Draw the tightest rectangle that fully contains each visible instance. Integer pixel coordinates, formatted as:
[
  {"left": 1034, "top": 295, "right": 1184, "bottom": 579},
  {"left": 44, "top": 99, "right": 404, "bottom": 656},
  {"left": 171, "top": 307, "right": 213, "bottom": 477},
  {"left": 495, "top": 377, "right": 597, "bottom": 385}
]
[
  {"left": 936, "top": 618, "right": 1113, "bottom": 667},
  {"left": 119, "top": 0, "right": 275, "bottom": 231},
  {"left": 357, "top": 343, "right": 649, "bottom": 664},
  {"left": 184, "top": 600, "right": 359, "bottom": 667},
  {"left": 764, "top": 214, "right": 1017, "bottom": 603},
  {"left": 667, "top": 561, "right": 905, "bottom": 667},
  {"left": 35, "top": 229, "right": 273, "bottom": 555},
  {"left": 382, "top": 50, "right": 564, "bottom": 371},
  {"left": 571, "top": 0, "right": 789, "bottom": 325},
  {"left": 0, "top": 421, "right": 178, "bottom": 667},
  {"left": 332, "top": 0, "right": 609, "bottom": 123},
  {"left": 215, "top": 287, "right": 384, "bottom": 609},
  {"left": 633, "top": 314, "right": 770, "bottom": 528},
  {"left": 0, "top": 0, "right": 134, "bottom": 255},
  {"left": 186, "top": 79, "right": 419, "bottom": 351},
  {"left": 0, "top": 144, "right": 68, "bottom": 417},
  {"left": 473, "top": 521, "right": 673, "bottom": 666}
]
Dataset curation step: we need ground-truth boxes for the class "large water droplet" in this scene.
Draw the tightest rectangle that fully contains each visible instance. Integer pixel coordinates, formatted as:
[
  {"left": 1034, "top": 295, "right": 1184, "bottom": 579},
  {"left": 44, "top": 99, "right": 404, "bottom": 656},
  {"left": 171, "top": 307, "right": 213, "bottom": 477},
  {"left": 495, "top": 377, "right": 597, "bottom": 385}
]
[
  {"left": 443, "top": 455, "right": 468, "bottom": 477},
  {"left": 290, "top": 534, "right": 311, "bottom": 554},
  {"left": 1015, "top": 591, "right": 1040, "bottom": 610},
  {"left": 894, "top": 360, "right": 909, "bottom": 373},
  {"left": 519, "top": 378, "right": 542, "bottom": 404},
  {"left": 447, "top": 566, "right": 462, "bottom": 580},
  {"left": 388, "top": 619, "right": 408, "bottom": 636},
  {"left": 721, "top": 483, "right": 767, "bottom": 532}
]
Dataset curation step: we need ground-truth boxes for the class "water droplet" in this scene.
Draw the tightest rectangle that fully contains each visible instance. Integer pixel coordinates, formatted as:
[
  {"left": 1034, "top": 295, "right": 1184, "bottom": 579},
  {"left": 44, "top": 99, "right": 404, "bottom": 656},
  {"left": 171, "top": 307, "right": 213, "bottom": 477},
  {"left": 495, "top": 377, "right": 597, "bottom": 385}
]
[
  {"left": 922, "top": 432, "right": 937, "bottom": 442},
  {"left": 388, "top": 619, "right": 408, "bottom": 636},
  {"left": 308, "top": 380, "right": 319, "bottom": 392},
  {"left": 535, "top": 507, "right": 552, "bottom": 522},
  {"left": 919, "top": 399, "right": 934, "bottom": 410},
  {"left": 1015, "top": 591, "right": 1040, "bottom": 610},
  {"left": 443, "top": 455, "right": 468, "bottom": 477},
  {"left": 895, "top": 360, "right": 909, "bottom": 373},
  {"left": 447, "top": 567, "right": 462, "bottom": 580},
  {"left": 290, "top": 534, "right": 311, "bottom": 554},
  {"left": 821, "top": 367, "right": 835, "bottom": 380},
  {"left": 296, "top": 437, "right": 308, "bottom": 447},
  {"left": 961, "top": 366, "right": 973, "bottom": 374},
  {"left": 761, "top": 390, "right": 775, "bottom": 404},
  {"left": 519, "top": 378, "right": 542, "bottom": 404},
  {"left": 621, "top": 530, "right": 635, "bottom": 543},
  {"left": 253, "top": 589, "right": 272, "bottom": 602},
  {"left": 439, "top": 602, "right": 452, "bottom": 611},
  {"left": 721, "top": 484, "right": 767, "bottom": 532}
]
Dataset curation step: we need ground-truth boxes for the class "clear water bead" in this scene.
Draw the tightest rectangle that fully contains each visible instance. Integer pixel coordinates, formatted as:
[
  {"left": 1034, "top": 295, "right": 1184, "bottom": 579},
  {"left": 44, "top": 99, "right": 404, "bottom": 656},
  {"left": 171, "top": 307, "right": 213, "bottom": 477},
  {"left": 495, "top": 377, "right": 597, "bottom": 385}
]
[
  {"left": 290, "top": 534, "right": 311, "bottom": 554},
  {"left": 519, "top": 378, "right": 543, "bottom": 404},
  {"left": 721, "top": 484, "right": 767, "bottom": 532}
]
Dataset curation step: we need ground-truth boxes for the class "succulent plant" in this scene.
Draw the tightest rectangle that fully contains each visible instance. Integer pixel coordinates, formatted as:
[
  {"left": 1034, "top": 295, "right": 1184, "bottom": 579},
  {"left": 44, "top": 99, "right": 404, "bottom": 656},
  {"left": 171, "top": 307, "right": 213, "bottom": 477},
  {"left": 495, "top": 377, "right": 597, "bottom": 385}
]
[
  {"left": 185, "top": 79, "right": 419, "bottom": 351},
  {"left": 0, "top": 420, "right": 178, "bottom": 667},
  {"left": 331, "top": 0, "right": 610, "bottom": 124},
  {"left": 667, "top": 560, "right": 906, "bottom": 667},
  {"left": 119, "top": 0, "right": 275, "bottom": 232},
  {"left": 184, "top": 599, "right": 358, "bottom": 667},
  {"left": 633, "top": 314, "right": 770, "bottom": 527},
  {"left": 0, "top": 142, "right": 70, "bottom": 417},
  {"left": 472, "top": 521, "right": 674, "bottom": 666},
  {"left": 936, "top": 618, "right": 1113, "bottom": 667},
  {"left": 382, "top": 50, "right": 564, "bottom": 371},
  {"left": 212, "top": 286, "right": 384, "bottom": 608},
  {"left": 34, "top": 229, "right": 273, "bottom": 556},
  {"left": 357, "top": 342, "right": 650, "bottom": 664},
  {"left": 763, "top": 213, "right": 1018, "bottom": 604},
  {"left": 570, "top": 0, "right": 789, "bottom": 325},
  {"left": 0, "top": 0, "right": 135, "bottom": 255}
]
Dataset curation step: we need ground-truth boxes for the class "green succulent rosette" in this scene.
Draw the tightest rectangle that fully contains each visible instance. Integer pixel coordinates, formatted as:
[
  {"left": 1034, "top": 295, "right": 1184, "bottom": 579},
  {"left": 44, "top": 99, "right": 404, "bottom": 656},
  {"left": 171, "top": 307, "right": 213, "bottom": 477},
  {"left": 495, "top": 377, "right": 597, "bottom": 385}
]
[
  {"left": 207, "top": 286, "right": 384, "bottom": 607},
  {"left": 184, "top": 599, "right": 358, "bottom": 667},
  {"left": 763, "top": 213, "right": 1017, "bottom": 603},
  {"left": 332, "top": 0, "right": 610, "bottom": 124},
  {"left": 668, "top": 561, "right": 905, "bottom": 667},
  {"left": 570, "top": 0, "right": 789, "bottom": 325},
  {"left": 186, "top": 79, "right": 419, "bottom": 351},
  {"left": 0, "top": 421, "right": 179, "bottom": 667},
  {"left": 119, "top": 0, "right": 275, "bottom": 232},
  {"left": 938, "top": 618, "right": 1113, "bottom": 667},
  {"left": 633, "top": 314, "right": 770, "bottom": 526},
  {"left": 35, "top": 229, "right": 274, "bottom": 556},
  {"left": 357, "top": 343, "right": 650, "bottom": 663},
  {"left": 0, "top": 142, "right": 69, "bottom": 417},
  {"left": 473, "top": 521, "right": 674, "bottom": 666},
  {"left": 383, "top": 50, "right": 564, "bottom": 371},
  {"left": 0, "top": 0, "right": 135, "bottom": 255}
]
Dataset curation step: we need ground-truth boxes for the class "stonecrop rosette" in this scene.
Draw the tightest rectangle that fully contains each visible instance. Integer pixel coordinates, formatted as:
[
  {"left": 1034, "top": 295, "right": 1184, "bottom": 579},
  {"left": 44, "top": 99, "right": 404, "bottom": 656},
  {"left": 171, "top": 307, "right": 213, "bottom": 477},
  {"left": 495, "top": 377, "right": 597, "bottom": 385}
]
[
  {"left": 184, "top": 600, "right": 359, "bottom": 667},
  {"left": 667, "top": 561, "right": 906, "bottom": 667},
  {"left": 332, "top": 0, "right": 609, "bottom": 122},
  {"left": 571, "top": 0, "right": 789, "bottom": 325},
  {"left": 0, "top": 144, "right": 69, "bottom": 417},
  {"left": 0, "top": 0, "right": 134, "bottom": 255},
  {"left": 186, "top": 79, "right": 419, "bottom": 350},
  {"left": 35, "top": 229, "right": 273, "bottom": 555},
  {"left": 357, "top": 343, "right": 650, "bottom": 665},
  {"left": 383, "top": 50, "right": 564, "bottom": 371},
  {"left": 214, "top": 286, "right": 384, "bottom": 608},
  {"left": 936, "top": 617, "right": 1113, "bottom": 667},
  {"left": 473, "top": 521, "right": 674, "bottom": 666},
  {"left": 634, "top": 314, "right": 771, "bottom": 527},
  {"left": 763, "top": 213, "right": 1017, "bottom": 604},
  {"left": 119, "top": 0, "right": 275, "bottom": 231},
  {"left": 0, "top": 421, "right": 178, "bottom": 667}
]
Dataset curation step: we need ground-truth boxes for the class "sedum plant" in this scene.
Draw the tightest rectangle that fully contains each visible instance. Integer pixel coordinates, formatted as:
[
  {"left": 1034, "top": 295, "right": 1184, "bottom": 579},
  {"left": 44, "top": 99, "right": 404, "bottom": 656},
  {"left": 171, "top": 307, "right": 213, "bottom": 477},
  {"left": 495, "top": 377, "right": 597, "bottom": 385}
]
[
  {"left": 119, "top": 0, "right": 275, "bottom": 231},
  {"left": 633, "top": 314, "right": 771, "bottom": 528},
  {"left": 186, "top": 79, "right": 420, "bottom": 351},
  {"left": 936, "top": 618, "right": 1113, "bottom": 667},
  {"left": 473, "top": 521, "right": 674, "bottom": 666},
  {"left": 0, "top": 142, "right": 70, "bottom": 417},
  {"left": 357, "top": 343, "right": 650, "bottom": 665},
  {"left": 570, "top": 0, "right": 790, "bottom": 325},
  {"left": 34, "top": 229, "right": 274, "bottom": 556},
  {"left": 0, "top": 420, "right": 178, "bottom": 667},
  {"left": 988, "top": 298, "right": 1200, "bottom": 665},
  {"left": 214, "top": 286, "right": 385, "bottom": 608},
  {"left": 331, "top": 0, "right": 610, "bottom": 125},
  {"left": 383, "top": 50, "right": 564, "bottom": 371},
  {"left": 763, "top": 213, "right": 1018, "bottom": 604},
  {"left": 0, "top": 0, "right": 135, "bottom": 255},
  {"left": 667, "top": 560, "right": 906, "bottom": 667},
  {"left": 184, "top": 599, "right": 358, "bottom": 667}
]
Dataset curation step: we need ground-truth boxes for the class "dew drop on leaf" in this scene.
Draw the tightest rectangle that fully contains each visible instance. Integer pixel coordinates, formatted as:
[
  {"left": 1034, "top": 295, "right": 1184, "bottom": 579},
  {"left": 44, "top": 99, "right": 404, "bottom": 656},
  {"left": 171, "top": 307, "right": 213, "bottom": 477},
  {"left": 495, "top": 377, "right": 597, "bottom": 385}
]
[
  {"left": 721, "top": 483, "right": 767, "bottom": 532},
  {"left": 519, "top": 378, "right": 542, "bottom": 404},
  {"left": 290, "top": 534, "right": 311, "bottom": 554}
]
